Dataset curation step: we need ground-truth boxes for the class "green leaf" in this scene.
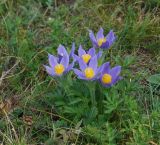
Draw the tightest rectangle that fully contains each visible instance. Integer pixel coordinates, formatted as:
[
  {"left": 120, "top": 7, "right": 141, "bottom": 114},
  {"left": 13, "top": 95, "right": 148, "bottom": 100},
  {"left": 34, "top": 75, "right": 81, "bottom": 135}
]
[
  {"left": 123, "top": 55, "right": 135, "bottom": 67},
  {"left": 69, "top": 98, "right": 82, "bottom": 105},
  {"left": 147, "top": 74, "right": 160, "bottom": 85}
]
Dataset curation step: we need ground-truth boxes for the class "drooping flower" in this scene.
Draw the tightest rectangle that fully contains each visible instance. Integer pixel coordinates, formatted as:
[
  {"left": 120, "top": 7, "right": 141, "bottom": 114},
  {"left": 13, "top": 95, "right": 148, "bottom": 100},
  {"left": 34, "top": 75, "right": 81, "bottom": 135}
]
[
  {"left": 100, "top": 62, "right": 121, "bottom": 87},
  {"left": 44, "top": 45, "right": 74, "bottom": 77},
  {"left": 73, "top": 45, "right": 102, "bottom": 64},
  {"left": 73, "top": 55, "right": 103, "bottom": 80},
  {"left": 89, "top": 27, "right": 116, "bottom": 49}
]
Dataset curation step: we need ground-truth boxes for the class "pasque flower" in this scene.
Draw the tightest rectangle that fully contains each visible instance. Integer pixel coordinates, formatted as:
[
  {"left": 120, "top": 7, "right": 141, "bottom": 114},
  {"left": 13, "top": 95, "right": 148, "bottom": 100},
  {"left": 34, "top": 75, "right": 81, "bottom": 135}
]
[
  {"left": 89, "top": 27, "right": 116, "bottom": 49},
  {"left": 73, "top": 45, "right": 102, "bottom": 64},
  {"left": 73, "top": 55, "right": 103, "bottom": 80},
  {"left": 100, "top": 62, "right": 121, "bottom": 87},
  {"left": 44, "top": 44, "right": 74, "bottom": 76},
  {"left": 44, "top": 27, "right": 122, "bottom": 87}
]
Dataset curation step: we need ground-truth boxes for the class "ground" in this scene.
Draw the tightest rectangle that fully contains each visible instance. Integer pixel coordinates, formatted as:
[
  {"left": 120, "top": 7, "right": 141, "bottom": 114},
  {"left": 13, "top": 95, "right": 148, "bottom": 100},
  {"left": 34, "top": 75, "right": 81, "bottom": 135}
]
[{"left": 0, "top": 0, "right": 160, "bottom": 145}]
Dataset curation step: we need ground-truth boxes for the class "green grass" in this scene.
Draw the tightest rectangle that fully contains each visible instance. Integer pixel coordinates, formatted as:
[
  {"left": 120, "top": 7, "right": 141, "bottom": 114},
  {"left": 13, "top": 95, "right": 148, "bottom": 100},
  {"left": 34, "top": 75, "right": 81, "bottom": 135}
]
[{"left": 0, "top": 0, "right": 160, "bottom": 144}]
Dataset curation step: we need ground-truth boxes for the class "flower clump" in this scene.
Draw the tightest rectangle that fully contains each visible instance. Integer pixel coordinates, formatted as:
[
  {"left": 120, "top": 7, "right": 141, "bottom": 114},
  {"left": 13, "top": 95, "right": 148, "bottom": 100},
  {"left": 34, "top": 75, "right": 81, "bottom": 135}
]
[{"left": 44, "top": 28, "right": 121, "bottom": 87}]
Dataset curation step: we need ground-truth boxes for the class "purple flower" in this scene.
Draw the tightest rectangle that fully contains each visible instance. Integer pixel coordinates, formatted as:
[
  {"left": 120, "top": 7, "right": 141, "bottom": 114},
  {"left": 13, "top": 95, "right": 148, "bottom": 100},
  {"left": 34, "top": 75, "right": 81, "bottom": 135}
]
[
  {"left": 100, "top": 62, "right": 121, "bottom": 87},
  {"left": 73, "top": 55, "right": 103, "bottom": 80},
  {"left": 73, "top": 45, "right": 102, "bottom": 64},
  {"left": 89, "top": 27, "right": 116, "bottom": 49},
  {"left": 44, "top": 45, "right": 74, "bottom": 77}
]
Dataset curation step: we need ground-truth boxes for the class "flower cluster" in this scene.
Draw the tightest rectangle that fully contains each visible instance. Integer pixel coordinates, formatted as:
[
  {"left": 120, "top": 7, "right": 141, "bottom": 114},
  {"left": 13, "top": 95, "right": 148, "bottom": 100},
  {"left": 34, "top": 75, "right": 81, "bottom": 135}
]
[{"left": 44, "top": 28, "right": 121, "bottom": 87}]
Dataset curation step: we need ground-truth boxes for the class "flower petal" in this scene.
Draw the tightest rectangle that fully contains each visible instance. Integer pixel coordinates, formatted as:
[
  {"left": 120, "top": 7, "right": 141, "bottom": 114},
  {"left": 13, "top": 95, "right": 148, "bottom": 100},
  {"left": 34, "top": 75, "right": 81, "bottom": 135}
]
[
  {"left": 106, "top": 30, "right": 116, "bottom": 47},
  {"left": 111, "top": 76, "right": 121, "bottom": 85},
  {"left": 101, "top": 62, "right": 110, "bottom": 74},
  {"left": 89, "top": 30, "right": 98, "bottom": 46},
  {"left": 73, "top": 69, "right": 86, "bottom": 79},
  {"left": 89, "top": 55, "right": 97, "bottom": 71},
  {"left": 65, "top": 61, "right": 75, "bottom": 72},
  {"left": 97, "top": 50, "right": 103, "bottom": 59},
  {"left": 101, "top": 41, "right": 110, "bottom": 49},
  {"left": 88, "top": 47, "right": 96, "bottom": 57},
  {"left": 72, "top": 54, "right": 80, "bottom": 62},
  {"left": 78, "top": 45, "right": 86, "bottom": 56},
  {"left": 94, "top": 64, "right": 105, "bottom": 80},
  {"left": 60, "top": 55, "right": 69, "bottom": 68},
  {"left": 58, "top": 44, "right": 68, "bottom": 57},
  {"left": 96, "top": 27, "right": 104, "bottom": 40},
  {"left": 78, "top": 57, "right": 87, "bottom": 71},
  {"left": 103, "top": 83, "right": 112, "bottom": 88},
  {"left": 48, "top": 54, "right": 58, "bottom": 68},
  {"left": 109, "top": 66, "right": 121, "bottom": 85},
  {"left": 44, "top": 65, "right": 55, "bottom": 76},
  {"left": 57, "top": 54, "right": 63, "bottom": 63},
  {"left": 110, "top": 66, "right": 121, "bottom": 77},
  {"left": 69, "top": 42, "right": 75, "bottom": 58}
]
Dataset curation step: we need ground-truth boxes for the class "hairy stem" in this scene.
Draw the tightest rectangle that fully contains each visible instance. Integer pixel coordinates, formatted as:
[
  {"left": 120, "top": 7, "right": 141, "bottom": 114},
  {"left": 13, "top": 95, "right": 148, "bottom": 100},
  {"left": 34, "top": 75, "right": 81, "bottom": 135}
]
[{"left": 87, "top": 81, "right": 96, "bottom": 108}]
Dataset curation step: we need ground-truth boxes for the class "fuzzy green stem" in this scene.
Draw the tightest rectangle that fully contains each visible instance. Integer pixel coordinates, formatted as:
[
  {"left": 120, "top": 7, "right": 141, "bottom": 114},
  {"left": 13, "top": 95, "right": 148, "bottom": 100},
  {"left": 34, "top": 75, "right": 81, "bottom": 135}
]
[
  {"left": 87, "top": 81, "right": 96, "bottom": 108},
  {"left": 98, "top": 84, "right": 105, "bottom": 114}
]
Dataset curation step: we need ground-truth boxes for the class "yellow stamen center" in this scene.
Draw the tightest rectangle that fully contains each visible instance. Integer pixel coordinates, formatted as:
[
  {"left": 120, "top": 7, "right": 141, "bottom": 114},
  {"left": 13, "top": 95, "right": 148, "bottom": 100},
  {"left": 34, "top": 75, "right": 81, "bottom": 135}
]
[
  {"left": 84, "top": 67, "right": 95, "bottom": 79},
  {"left": 98, "top": 38, "right": 106, "bottom": 47},
  {"left": 102, "top": 73, "right": 112, "bottom": 84},
  {"left": 82, "top": 54, "right": 91, "bottom": 63},
  {"left": 54, "top": 64, "right": 65, "bottom": 75}
]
